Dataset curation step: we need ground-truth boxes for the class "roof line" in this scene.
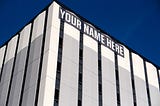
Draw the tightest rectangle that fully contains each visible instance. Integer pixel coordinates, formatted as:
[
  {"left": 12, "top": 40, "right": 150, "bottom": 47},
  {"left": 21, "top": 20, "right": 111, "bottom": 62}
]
[{"left": 0, "top": 0, "right": 159, "bottom": 69}]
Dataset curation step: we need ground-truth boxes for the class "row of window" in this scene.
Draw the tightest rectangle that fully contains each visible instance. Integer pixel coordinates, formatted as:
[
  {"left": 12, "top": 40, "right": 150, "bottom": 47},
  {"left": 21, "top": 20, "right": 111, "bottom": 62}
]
[
  {"left": 98, "top": 43, "right": 103, "bottom": 106},
  {"left": 78, "top": 31, "right": 83, "bottom": 106},
  {"left": 54, "top": 20, "right": 64, "bottom": 106},
  {"left": 53, "top": 20, "right": 160, "bottom": 106},
  {"left": 114, "top": 53, "right": 121, "bottom": 106},
  {"left": 129, "top": 52, "right": 137, "bottom": 106}
]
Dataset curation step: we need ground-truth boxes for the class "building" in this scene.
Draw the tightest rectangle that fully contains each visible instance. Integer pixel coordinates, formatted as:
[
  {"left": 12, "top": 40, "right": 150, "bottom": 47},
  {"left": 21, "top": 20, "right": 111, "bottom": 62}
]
[{"left": 0, "top": 1, "right": 160, "bottom": 106}]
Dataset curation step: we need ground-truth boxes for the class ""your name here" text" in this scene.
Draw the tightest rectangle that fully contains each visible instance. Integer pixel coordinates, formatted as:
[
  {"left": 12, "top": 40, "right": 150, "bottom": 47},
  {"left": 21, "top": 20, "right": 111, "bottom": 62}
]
[{"left": 59, "top": 7, "right": 124, "bottom": 57}]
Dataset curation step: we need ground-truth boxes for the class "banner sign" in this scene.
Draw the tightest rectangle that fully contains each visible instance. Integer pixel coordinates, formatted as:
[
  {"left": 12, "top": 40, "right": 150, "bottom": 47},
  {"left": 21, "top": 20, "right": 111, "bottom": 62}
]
[{"left": 59, "top": 7, "right": 124, "bottom": 57}]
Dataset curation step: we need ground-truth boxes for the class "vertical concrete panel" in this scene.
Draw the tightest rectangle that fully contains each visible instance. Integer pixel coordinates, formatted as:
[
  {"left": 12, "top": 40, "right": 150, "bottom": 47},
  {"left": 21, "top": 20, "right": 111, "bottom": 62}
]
[
  {"left": 0, "top": 81, "right": 10, "bottom": 106},
  {"left": 8, "top": 24, "right": 31, "bottom": 106},
  {"left": 17, "top": 24, "right": 31, "bottom": 53},
  {"left": 38, "top": 51, "right": 58, "bottom": 106},
  {"left": 0, "top": 46, "right": 6, "bottom": 74},
  {"left": 118, "top": 47, "right": 133, "bottom": 106},
  {"left": 59, "top": 23, "right": 79, "bottom": 106},
  {"left": 146, "top": 62, "right": 160, "bottom": 106},
  {"left": 4, "top": 36, "right": 18, "bottom": 63},
  {"left": 83, "top": 35, "right": 98, "bottom": 106},
  {"left": 13, "top": 24, "right": 31, "bottom": 75},
  {"left": 46, "top": 2, "right": 60, "bottom": 30},
  {"left": 22, "top": 59, "right": 40, "bottom": 106},
  {"left": 28, "top": 11, "right": 46, "bottom": 64},
  {"left": 44, "top": 2, "right": 60, "bottom": 53},
  {"left": 0, "top": 35, "right": 18, "bottom": 106},
  {"left": 38, "top": 2, "right": 61, "bottom": 106},
  {"left": 8, "top": 71, "right": 24, "bottom": 106},
  {"left": 101, "top": 45, "right": 116, "bottom": 106},
  {"left": 132, "top": 53, "right": 148, "bottom": 106},
  {"left": 21, "top": 11, "right": 46, "bottom": 106},
  {"left": 31, "top": 12, "right": 46, "bottom": 43}
]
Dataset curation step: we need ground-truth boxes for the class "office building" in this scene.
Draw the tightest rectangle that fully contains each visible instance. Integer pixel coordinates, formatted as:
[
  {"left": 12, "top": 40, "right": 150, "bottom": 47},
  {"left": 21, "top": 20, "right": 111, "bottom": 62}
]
[{"left": 0, "top": 1, "right": 160, "bottom": 106}]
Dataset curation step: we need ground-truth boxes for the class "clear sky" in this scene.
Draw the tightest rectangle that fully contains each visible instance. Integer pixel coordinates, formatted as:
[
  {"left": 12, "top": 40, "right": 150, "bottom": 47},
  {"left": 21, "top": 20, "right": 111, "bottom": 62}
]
[{"left": 0, "top": 0, "right": 160, "bottom": 67}]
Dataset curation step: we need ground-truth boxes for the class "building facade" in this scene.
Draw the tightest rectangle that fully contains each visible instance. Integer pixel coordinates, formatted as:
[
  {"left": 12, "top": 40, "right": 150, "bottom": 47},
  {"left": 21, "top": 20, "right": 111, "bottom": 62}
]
[{"left": 0, "top": 1, "right": 160, "bottom": 106}]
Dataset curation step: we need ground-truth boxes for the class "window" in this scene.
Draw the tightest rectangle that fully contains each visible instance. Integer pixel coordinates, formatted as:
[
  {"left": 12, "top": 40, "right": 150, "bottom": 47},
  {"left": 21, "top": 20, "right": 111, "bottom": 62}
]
[
  {"left": 98, "top": 60, "right": 101, "bottom": 70},
  {"left": 79, "top": 49, "right": 83, "bottom": 60},
  {"left": 57, "top": 62, "right": 61, "bottom": 73},
  {"left": 79, "top": 73, "right": 82, "bottom": 85},
  {"left": 99, "top": 84, "right": 102, "bottom": 95},
  {"left": 54, "top": 89, "right": 59, "bottom": 101},
  {"left": 78, "top": 100, "right": 82, "bottom": 106},
  {"left": 59, "top": 38, "right": 63, "bottom": 49}
]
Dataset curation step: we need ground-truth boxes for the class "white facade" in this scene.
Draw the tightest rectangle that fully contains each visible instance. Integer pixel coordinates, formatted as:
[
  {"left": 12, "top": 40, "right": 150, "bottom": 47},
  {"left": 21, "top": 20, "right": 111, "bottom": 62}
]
[{"left": 0, "top": 1, "right": 160, "bottom": 106}]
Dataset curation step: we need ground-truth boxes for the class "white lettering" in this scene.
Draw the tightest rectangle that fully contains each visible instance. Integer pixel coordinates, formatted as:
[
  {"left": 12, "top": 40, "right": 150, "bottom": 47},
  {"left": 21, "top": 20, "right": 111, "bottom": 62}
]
[
  {"left": 77, "top": 19, "right": 81, "bottom": 30},
  {"left": 65, "top": 12, "right": 71, "bottom": 22},
  {"left": 120, "top": 46, "right": 124, "bottom": 56},
  {"left": 84, "top": 23, "right": 89, "bottom": 34},
  {"left": 94, "top": 30, "right": 101, "bottom": 42},
  {"left": 60, "top": 9, "right": 66, "bottom": 19},
  {"left": 106, "top": 38, "right": 112, "bottom": 48},
  {"left": 89, "top": 27, "right": 94, "bottom": 37},
  {"left": 111, "top": 41, "right": 115, "bottom": 50},
  {"left": 59, "top": 7, "right": 124, "bottom": 57},
  {"left": 101, "top": 34, "right": 105, "bottom": 44},
  {"left": 71, "top": 15, "right": 76, "bottom": 26},
  {"left": 115, "top": 43, "right": 120, "bottom": 54}
]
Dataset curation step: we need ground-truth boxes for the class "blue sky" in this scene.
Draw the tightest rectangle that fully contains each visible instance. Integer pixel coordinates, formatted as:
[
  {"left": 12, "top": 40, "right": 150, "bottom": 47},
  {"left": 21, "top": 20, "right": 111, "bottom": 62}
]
[{"left": 0, "top": 0, "right": 160, "bottom": 67}]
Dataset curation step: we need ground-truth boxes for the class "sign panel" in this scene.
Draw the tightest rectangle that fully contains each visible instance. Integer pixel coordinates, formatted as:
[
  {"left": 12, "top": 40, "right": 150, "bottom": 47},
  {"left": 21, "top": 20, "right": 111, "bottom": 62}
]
[{"left": 59, "top": 7, "right": 124, "bottom": 57}]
